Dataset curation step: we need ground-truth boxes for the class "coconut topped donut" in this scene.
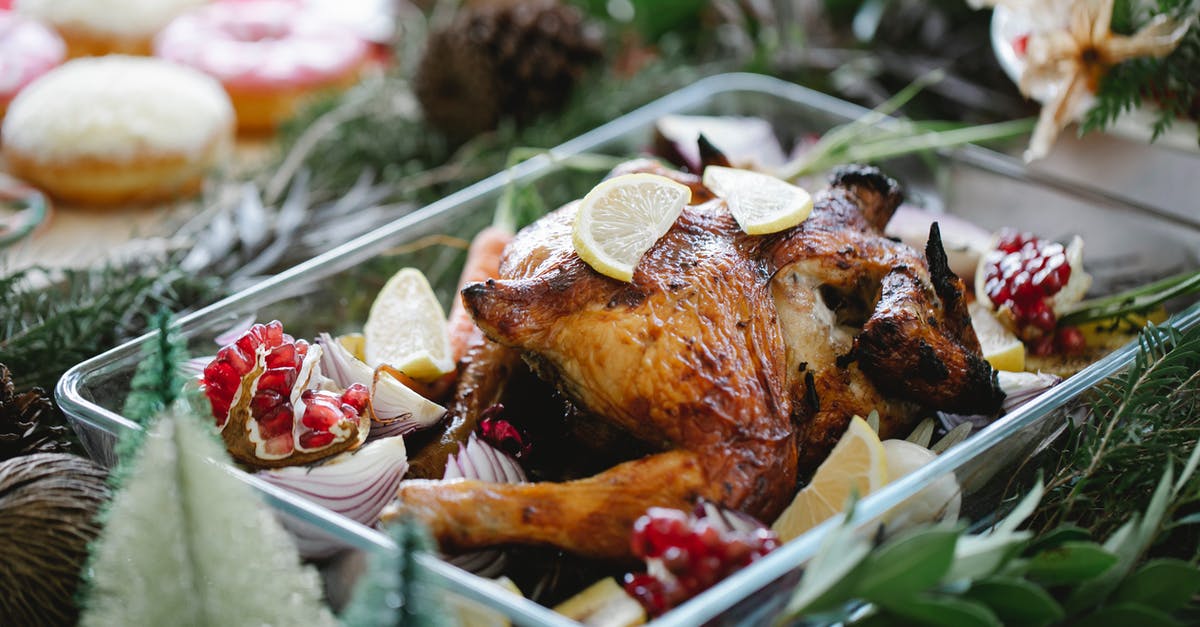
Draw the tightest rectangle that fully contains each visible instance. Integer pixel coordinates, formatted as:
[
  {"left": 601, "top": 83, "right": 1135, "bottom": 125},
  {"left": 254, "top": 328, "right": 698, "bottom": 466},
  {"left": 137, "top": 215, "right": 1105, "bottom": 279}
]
[
  {"left": 2, "top": 55, "right": 234, "bottom": 205},
  {"left": 3, "top": 55, "right": 232, "bottom": 161},
  {"left": 14, "top": 0, "right": 209, "bottom": 56},
  {"left": 0, "top": 11, "right": 65, "bottom": 114}
]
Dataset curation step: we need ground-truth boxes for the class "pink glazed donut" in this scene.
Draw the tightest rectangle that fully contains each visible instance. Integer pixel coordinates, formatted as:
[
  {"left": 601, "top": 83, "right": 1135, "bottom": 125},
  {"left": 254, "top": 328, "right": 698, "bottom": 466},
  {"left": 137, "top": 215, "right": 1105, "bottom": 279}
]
[
  {"left": 0, "top": 10, "right": 65, "bottom": 119},
  {"left": 154, "top": 0, "right": 369, "bottom": 133}
]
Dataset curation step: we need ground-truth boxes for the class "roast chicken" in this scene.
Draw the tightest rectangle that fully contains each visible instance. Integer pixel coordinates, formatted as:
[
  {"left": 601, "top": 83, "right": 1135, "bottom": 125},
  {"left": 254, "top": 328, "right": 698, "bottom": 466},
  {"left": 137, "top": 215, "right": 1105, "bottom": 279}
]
[{"left": 387, "top": 162, "right": 1003, "bottom": 560}]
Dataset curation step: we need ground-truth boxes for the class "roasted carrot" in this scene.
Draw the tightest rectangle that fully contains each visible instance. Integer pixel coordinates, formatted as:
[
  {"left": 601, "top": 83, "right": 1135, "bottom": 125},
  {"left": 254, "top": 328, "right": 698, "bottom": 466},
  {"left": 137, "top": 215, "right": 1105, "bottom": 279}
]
[{"left": 447, "top": 224, "right": 514, "bottom": 365}]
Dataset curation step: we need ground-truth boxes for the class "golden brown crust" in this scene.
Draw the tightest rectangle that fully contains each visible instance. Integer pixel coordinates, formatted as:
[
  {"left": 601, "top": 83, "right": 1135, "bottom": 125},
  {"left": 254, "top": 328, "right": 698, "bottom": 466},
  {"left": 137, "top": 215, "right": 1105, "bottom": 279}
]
[
  {"left": 389, "top": 450, "right": 712, "bottom": 560},
  {"left": 400, "top": 163, "right": 1002, "bottom": 560}
]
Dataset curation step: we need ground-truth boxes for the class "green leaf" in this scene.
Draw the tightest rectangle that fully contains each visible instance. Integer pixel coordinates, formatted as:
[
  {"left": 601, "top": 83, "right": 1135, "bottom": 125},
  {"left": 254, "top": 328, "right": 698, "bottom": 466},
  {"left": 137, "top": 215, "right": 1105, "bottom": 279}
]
[
  {"left": 1023, "top": 542, "right": 1119, "bottom": 586},
  {"left": 1024, "top": 525, "right": 1091, "bottom": 556},
  {"left": 1111, "top": 559, "right": 1200, "bottom": 611},
  {"left": 946, "top": 530, "right": 1032, "bottom": 582},
  {"left": 880, "top": 594, "right": 1002, "bottom": 627},
  {"left": 854, "top": 528, "right": 958, "bottom": 604},
  {"left": 1071, "top": 603, "right": 1183, "bottom": 627},
  {"left": 963, "top": 577, "right": 1064, "bottom": 627},
  {"left": 785, "top": 511, "right": 872, "bottom": 616},
  {"left": 996, "top": 481, "right": 1044, "bottom": 535}
]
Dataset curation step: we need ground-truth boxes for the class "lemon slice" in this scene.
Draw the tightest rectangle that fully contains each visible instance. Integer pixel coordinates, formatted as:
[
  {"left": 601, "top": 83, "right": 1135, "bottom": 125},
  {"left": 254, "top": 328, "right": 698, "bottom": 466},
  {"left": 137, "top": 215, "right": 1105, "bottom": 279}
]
[
  {"left": 969, "top": 301, "right": 1025, "bottom": 372},
  {"left": 363, "top": 268, "right": 454, "bottom": 382},
  {"left": 572, "top": 173, "right": 691, "bottom": 282},
  {"left": 771, "top": 415, "right": 888, "bottom": 542},
  {"left": 701, "top": 165, "right": 814, "bottom": 235}
]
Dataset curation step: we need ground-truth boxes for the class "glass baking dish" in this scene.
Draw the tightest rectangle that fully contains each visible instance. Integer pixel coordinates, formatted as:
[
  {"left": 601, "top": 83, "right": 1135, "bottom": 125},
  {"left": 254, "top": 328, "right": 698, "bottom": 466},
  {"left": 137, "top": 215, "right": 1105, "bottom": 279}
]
[{"left": 57, "top": 73, "right": 1200, "bottom": 625}]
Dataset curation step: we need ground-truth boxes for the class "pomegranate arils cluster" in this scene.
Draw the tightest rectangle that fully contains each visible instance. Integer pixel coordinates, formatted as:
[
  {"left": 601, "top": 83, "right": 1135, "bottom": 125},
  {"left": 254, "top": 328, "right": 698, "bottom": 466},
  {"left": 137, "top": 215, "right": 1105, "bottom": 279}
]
[
  {"left": 982, "top": 230, "right": 1071, "bottom": 337},
  {"left": 200, "top": 320, "right": 370, "bottom": 468},
  {"left": 623, "top": 506, "right": 778, "bottom": 616}
]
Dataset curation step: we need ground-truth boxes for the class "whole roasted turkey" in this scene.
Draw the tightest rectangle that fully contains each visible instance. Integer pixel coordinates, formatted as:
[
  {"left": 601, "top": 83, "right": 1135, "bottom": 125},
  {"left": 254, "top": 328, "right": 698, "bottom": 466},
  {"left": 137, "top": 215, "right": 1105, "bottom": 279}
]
[{"left": 386, "top": 162, "right": 1004, "bottom": 560}]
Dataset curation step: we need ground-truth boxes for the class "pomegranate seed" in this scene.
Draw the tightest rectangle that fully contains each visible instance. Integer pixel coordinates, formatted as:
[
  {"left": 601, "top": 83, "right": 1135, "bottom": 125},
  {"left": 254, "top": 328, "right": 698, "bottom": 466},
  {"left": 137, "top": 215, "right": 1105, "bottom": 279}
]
[
  {"left": 1055, "top": 326, "right": 1087, "bottom": 354},
  {"left": 218, "top": 344, "right": 255, "bottom": 375},
  {"left": 257, "top": 368, "right": 297, "bottom": 394},
  {"left": 263, "top": 321, "right": 285, "bottom": 345},
  {"left": 263, "top": 433, "right": 294, "bottom": 457},
  {"left": 341, "top": 383, "right": 370, "bottom": 413},
  {"left": 256, "top": 404, "right": 293, "bottom": 438},
  {"left": 265, "top": 343, "right": 297, "bottom": 369},
  {"left": 251, "top": 389, "right": 285, "bottom": 415},
  {"left": 299, "top": 430, "right": 336, "bottom": 449}
]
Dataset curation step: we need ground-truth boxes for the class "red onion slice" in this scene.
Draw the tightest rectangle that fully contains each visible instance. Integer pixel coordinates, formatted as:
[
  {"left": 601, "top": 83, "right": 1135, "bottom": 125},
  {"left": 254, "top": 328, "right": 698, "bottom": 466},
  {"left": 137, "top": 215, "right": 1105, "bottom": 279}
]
[{"left": 258, "top": 436, "right": 409, "bottom": 558}]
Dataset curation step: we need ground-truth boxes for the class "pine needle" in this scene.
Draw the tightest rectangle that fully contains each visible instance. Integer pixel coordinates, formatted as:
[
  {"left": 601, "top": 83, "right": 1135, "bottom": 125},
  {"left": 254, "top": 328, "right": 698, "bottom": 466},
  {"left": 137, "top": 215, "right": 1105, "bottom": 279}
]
[{"left": 1037, "top": 322, "right": 1200, "bottom": 538}]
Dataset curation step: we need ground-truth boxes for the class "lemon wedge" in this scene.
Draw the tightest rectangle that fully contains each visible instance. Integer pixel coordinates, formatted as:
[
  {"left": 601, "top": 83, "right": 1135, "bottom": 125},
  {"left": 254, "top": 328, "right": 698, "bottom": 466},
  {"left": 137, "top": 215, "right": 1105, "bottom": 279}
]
[
  {"left": 554, "top": 578, "right": 646, "bottom": 626},
  {"left": 363, "top": 267, "right": 454, "bottom": 382},
  {"left": 701, "top": 165, "right": 813, "bottom": 235},
  {"left": 771, "top": 415, "right": 888, "bottom": 542},
  {"left": 969, "top": 301, "right": 1025, "bottom": 372},
  {"left": 572, "top": 173, "right": 691, "bottom": 282}
]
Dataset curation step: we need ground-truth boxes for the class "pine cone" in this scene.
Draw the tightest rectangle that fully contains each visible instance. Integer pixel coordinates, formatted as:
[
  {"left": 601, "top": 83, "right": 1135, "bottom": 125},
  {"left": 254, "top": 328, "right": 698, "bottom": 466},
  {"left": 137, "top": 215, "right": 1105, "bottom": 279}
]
[
  {"left": 415, "top": 0, "right": 603, "bottom": 140},
  {"left": 0, "top": 364, "right": 74, "bottom": 461}
]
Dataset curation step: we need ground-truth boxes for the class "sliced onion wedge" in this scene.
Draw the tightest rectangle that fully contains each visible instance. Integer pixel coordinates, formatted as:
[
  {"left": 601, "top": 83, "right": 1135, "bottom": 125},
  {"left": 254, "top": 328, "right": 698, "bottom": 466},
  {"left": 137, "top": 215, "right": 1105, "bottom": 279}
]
[
  {"left": 317, "top": 332, "right": 446, "bottom": 438},
  {"left": 443, "top": 434, "right": 527, "bottom": 577},
  {"left": 258, "top": 435, "right": 409, "bottom": 558}
]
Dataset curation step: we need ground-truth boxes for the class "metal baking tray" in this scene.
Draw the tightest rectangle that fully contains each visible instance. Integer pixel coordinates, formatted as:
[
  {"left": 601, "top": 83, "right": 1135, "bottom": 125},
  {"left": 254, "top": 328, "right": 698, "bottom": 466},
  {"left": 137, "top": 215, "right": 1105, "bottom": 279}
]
[{"left": 57, "top": 73, "right": 1200, "bottom": 625}]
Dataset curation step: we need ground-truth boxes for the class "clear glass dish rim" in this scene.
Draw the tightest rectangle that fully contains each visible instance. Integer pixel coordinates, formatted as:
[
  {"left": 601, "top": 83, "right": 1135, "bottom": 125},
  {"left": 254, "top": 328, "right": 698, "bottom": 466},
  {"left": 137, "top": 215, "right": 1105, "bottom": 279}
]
[{"left": 55, "top": 72, "right": 1200, "bottom": 626}]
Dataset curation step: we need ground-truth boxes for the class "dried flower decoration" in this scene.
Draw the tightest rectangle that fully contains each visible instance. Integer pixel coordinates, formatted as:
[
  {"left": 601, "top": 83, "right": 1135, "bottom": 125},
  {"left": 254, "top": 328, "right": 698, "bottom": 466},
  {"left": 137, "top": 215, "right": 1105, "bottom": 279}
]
[{"left": 975, "top": 0, "right": 1192, "bottom": 160}]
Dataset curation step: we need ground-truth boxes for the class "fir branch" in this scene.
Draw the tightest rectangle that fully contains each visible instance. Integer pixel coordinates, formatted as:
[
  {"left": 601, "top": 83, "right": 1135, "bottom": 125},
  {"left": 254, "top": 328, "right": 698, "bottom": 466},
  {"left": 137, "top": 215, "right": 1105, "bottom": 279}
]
[
  {"left": 0, "top": 260, "right": 218, "bottom": 393},
  {"left": 1036, "top": 322, "right": 1200, "bottom": 538}
]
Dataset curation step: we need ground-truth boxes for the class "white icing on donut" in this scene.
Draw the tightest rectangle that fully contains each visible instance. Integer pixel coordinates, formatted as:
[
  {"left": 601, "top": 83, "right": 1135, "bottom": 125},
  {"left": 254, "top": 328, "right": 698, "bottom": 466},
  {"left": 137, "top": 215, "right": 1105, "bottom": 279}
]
[
  {"left": 14, "top": 0, "right": 209, "bottom": 39},
  {"left": 0, "top": 11, "right": 66, "bottom": 98},
  {"left": 2, "top": 55, "right": 234, "bottom": 161},
  {"left": 154, "top": 0, "right": 367, "bottom": 89}
]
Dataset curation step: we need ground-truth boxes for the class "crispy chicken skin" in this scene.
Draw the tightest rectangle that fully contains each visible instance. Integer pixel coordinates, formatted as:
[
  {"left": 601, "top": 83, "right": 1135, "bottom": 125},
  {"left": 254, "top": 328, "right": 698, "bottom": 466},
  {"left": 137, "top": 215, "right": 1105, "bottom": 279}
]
[{"left": 389, "top": 164, "right": 1003, "bottom": 559}]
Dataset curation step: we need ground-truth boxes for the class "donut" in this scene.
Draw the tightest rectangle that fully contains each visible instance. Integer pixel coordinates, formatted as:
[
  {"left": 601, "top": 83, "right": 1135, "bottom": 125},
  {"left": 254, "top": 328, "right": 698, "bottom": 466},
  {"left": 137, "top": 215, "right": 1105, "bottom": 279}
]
[
  {"left": 0, "top": 11, "right": 65, "bottom": 118},
  {"left": 154, "top": 0, "right": 369, "bottom": 133},
  {"left": 1, "top": 56, "right": 234, "bottom": 206},
  {"left": 14, "top": 0, "right": 208, "bottom": 57}
]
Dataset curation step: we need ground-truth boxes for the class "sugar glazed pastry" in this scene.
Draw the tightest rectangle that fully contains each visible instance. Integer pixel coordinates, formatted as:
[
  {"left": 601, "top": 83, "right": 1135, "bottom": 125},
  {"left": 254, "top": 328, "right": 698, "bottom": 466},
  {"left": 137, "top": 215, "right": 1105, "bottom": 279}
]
[
  {"left": 0, "top": 11, "right": 66, "bottom": 119},
  {"left": 1, "top": 55, "right": 234, "bottom": 206},
  {"left": 13, "top": 0, "right": 208, "bottom": 57},
  {"left": 154, "top": 0, "right": 369, "bottom": 133}
]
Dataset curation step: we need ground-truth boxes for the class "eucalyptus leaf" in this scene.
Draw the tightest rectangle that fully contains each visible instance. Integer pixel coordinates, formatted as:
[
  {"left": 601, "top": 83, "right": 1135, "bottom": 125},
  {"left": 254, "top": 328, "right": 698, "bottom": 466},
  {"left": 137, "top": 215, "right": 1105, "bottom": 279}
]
[
  {"left": 1111, "top": 559, "right": 1200, "bottom": 611},
  {"left": 854, "top": 528, "right": 958, "bottom": 604},
  {"left": 946, "top": 530, "right": 1032, "bottom": 582},
  {"left": 1070, "top": 603, "right": 1183, "bottom": 627},
  {"left": 785, "top": 513, "right": 873, "bottom": 616},
  {"left": 996, "top": 480, "right": 1044, "bottom": 535},
  {"left": 880, "top": 594, "right": 1002, "bottom": 627},
  {"left": 1069, "top": 463, "right": 1176, "bottom": 613},
  {"left": 1023, "top": 542, "right": 1119, "bottom": 586},
  {"left": 1169, "top": 512, "right": 1200, "bottom": 527},
  {"left": 963, "top": 577, "right": 1064, "bottom": 627}
]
